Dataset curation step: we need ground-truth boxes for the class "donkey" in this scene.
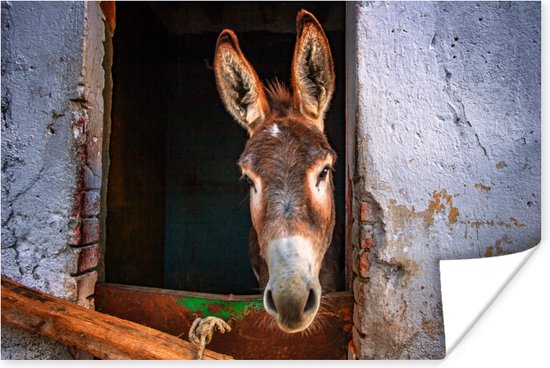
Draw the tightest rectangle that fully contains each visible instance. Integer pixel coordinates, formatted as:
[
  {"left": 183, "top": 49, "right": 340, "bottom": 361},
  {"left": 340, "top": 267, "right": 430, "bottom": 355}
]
[{"left": 214, "top": 9, "right": 343, "bottom": 333}]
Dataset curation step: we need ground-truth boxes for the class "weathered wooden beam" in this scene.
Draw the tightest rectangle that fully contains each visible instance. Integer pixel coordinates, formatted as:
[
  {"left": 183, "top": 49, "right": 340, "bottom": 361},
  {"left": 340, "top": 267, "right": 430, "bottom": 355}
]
[{"left": 1, "top": 277, "right": 232, "bottom": 360}]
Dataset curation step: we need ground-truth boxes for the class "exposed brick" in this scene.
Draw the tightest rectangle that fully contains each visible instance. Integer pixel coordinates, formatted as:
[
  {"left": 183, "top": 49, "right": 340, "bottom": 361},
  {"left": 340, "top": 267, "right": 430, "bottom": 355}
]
[
  {"left": 351, "top": 221, "right": 361, "bottom": 249},
  {"left": 67, "top": 217, "right": 82, "bottom": 245},
  {"left": 362, "top": 237, "right": 375, "bottom": 249},
  {"left": 82, "top": 190, "right": 100, "bottom": 217},
  {"left": 352, "top": 302, "right": 361, "bottom": 331},
  {"left": 347, "top": 337, "right": 358, "bottom": 360},
  {"left": 84, "top": 166, "right": 101, "bottom": 190},
  {"left": 74, "top": 244, "right": 99, "bottom": 274},
  {"left": 81, "top": 218, "right": 99, "bottom": 245},
  {"left": 76, "top": 271, "right": 98, "bottom": 307},
  {"left": 358, "top": 251, "right": 370, "bottom": 278},
  {"left": 360, "top": 201, "right": 379, "bottom": 223},
  {"left": 352, "top": 277, "right": 363, "bottom": 304},
  {"left": 361, "top": 228, "right": 376, "bottom": 249},
  {"left": 351, "top": 247, "right": 359, "bottom": 274}
]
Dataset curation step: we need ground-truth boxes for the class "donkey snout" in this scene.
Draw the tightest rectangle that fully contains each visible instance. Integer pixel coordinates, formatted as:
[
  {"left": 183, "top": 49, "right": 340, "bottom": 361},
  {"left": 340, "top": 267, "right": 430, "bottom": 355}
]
[
  {"left": 265, "top": 236, "right": 322, "bottom": 332},
  {"left": 264, "top": 277, "right": 321, "bottom": 333}
]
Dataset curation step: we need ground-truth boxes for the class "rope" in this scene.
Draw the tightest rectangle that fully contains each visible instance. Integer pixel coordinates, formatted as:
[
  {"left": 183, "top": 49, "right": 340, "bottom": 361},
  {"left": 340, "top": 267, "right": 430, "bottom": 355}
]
[{"left": 188, "top": 316, "right": 232, "bottom": 360}]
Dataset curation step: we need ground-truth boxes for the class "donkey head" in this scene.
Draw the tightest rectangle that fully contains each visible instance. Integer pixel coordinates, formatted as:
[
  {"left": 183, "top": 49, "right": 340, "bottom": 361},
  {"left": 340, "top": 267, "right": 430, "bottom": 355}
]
[{"left": 214, "top": 9, "right": 336, "bottom": 333}]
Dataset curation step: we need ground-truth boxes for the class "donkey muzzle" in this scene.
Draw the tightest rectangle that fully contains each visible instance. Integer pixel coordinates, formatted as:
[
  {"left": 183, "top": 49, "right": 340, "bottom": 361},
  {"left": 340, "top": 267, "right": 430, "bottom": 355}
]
[{"left": 263, "top": 236, "right": 322, "bottom": 333}]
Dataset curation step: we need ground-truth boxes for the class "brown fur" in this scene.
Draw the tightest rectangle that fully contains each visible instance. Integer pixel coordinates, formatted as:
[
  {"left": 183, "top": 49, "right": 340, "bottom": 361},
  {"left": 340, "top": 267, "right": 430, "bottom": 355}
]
[
  {"left": 291, "top": 10, "right": 335, "bottom": 129},
  {"left": 215, "top": 9, "right": 343, "bottom": 330},
  {"left": 241, "top": 118, "right": 343, "bottom": 292},
  {"left": 214, "top": 29, "right": 270, "bottom": 133},
  {"left": 265, "top": 80, "right": 293, "bottom": 116}
]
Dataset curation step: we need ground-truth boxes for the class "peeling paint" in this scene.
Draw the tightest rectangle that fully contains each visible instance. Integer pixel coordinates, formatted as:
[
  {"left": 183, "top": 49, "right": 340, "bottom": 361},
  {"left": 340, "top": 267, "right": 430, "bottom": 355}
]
[
  {"left": 388, "top": 190, "right": 460, "bottom": 228},
  {"left": 484, "top": 236, "right": 513, "bottom": 257},
  {"left": 427, "top": 190, "right": 460, "bottom": 225},
  {"left": 459, "top": 217, "right": 525, "bottom": 230},
  {"left": 496, "top": 161, "right": 507, "bottom": 169},
  {"left": 508, "top": 217, "right": 525, "bottom": 228},
  {"left": 474, "top": 183, "right": 491, "bottom": 192},
  {"left": 176, "top": 296, "right": 264, "bottom": 320},
  {"left": 494, "top": 236, "right": 513, "bottom": 255}
]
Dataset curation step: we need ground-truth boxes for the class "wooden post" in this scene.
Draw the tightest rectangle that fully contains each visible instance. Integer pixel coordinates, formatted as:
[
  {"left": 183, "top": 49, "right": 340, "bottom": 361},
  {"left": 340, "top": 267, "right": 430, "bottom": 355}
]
[{"left": 1, "top": 277, "right": 232, "bottom": 360}]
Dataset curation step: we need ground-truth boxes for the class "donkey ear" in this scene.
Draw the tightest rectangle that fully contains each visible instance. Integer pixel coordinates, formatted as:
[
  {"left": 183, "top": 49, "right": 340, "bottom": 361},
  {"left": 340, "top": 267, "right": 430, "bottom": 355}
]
[
  {"left": 214, "top": 29, "right": 270, "bottom": 135},
  {"left": 291, "top": 9, "right": 335, "bottom": 131}
]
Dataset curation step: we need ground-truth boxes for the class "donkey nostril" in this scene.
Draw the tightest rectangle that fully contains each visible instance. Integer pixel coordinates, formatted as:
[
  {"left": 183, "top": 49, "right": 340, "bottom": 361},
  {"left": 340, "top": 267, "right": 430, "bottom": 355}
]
[
  {"left": 303, "top": 289, "right": 317, "bottom": 314},
  {"left": 265, "top": 290, "right": 277, "bottom": 314}
]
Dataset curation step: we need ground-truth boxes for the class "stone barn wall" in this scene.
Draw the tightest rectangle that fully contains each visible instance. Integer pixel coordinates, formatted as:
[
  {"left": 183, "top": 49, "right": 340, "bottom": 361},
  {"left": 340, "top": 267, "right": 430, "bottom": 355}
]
[
  {"left": 1, "top": 1, "right": 110, "bottom": 359},
  {"left": 348, "top": 1, "right": 540, "bottom": 359}
]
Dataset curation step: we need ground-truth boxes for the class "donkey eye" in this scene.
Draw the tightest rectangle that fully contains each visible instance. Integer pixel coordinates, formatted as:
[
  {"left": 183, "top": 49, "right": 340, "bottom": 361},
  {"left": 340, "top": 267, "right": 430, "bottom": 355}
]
[
  {"left": 317, "top": 167, "right": 330, "bottom": 186},
  {"left": 241, "top": 174, "right": 256, "bottom": 191}
]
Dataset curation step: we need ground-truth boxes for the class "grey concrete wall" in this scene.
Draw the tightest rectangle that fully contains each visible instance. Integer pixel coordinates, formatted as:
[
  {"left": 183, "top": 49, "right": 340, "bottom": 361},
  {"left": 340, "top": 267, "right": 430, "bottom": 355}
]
[
  {"left": 1, "top": 1, "right": 106, "bottom": 359},
  {"left": 349, "top": 1, "right": 540, "bottom": 359}
]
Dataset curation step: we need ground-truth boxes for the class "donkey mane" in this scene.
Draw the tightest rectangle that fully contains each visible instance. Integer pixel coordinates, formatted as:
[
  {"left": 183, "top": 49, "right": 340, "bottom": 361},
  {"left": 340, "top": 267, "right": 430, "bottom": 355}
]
[{"left": 265, "top": 80, "right": 293, "bottom": 116}]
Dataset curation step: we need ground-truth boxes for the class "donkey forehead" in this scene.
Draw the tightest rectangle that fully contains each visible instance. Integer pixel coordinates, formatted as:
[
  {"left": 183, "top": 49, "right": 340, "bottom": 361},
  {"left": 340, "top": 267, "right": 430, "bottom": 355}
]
[{"left": 238, "top": 120, "right": 336, "bottom": 174}]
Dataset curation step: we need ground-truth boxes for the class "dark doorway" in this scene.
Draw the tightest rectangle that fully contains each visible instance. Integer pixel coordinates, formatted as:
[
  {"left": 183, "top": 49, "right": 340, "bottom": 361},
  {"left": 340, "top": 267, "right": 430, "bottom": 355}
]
[{"left": 106, "top": 2, "right": 346, "bottom": 294}]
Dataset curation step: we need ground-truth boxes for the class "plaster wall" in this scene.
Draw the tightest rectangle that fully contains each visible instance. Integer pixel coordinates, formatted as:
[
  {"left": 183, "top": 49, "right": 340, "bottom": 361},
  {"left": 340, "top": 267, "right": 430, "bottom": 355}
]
[
  {"left": 1, "top": 1, "right": 106, "bottom": 359},
  {"left": 350, "top": 1, "right": 540, "bottom": 359}
]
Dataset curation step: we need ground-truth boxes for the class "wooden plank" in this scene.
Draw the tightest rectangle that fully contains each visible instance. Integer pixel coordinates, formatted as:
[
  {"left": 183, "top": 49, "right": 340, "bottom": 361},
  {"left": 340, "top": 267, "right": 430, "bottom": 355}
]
[
  {"left": 1, "top": 277, "right": 231, "bottom": 360},
  {"left": 95, "top": 283, "right": 353, "bottom": 359}
]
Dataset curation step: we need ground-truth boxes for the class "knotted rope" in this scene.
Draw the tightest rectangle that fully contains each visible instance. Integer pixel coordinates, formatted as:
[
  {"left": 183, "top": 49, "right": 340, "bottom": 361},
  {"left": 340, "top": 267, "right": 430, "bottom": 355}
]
[{"left": 188, "top": 316, "right": 232, "bottom": 359}]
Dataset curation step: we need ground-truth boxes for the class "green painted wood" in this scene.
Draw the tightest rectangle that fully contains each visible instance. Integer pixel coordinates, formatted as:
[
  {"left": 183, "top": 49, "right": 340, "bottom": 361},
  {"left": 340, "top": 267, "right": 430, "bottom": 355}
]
[{"left": 95, "top": 283, "right": 353, "bottom": 359}]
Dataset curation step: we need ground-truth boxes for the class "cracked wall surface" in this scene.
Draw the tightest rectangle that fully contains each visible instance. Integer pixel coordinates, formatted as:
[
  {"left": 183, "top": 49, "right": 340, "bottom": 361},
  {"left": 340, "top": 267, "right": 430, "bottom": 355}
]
[
  {"left": 349, "top": 1, "right": 540, "bottom": 359},
  {"left": 1, "top": 1, "right": 106, "bottom": 359}
]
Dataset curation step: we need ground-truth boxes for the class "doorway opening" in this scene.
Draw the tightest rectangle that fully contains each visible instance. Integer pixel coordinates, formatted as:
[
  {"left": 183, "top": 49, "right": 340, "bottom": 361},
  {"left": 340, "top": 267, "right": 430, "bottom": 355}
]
[{"left": 105, "top": 1, "right": 346, "bottom": 295}]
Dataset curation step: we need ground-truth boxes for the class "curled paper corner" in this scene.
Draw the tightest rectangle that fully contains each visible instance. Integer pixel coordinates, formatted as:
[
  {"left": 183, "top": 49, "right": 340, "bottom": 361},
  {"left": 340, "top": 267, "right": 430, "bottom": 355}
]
[{"left": 440, "top": 244, "right": 541, "bottom": 356}]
